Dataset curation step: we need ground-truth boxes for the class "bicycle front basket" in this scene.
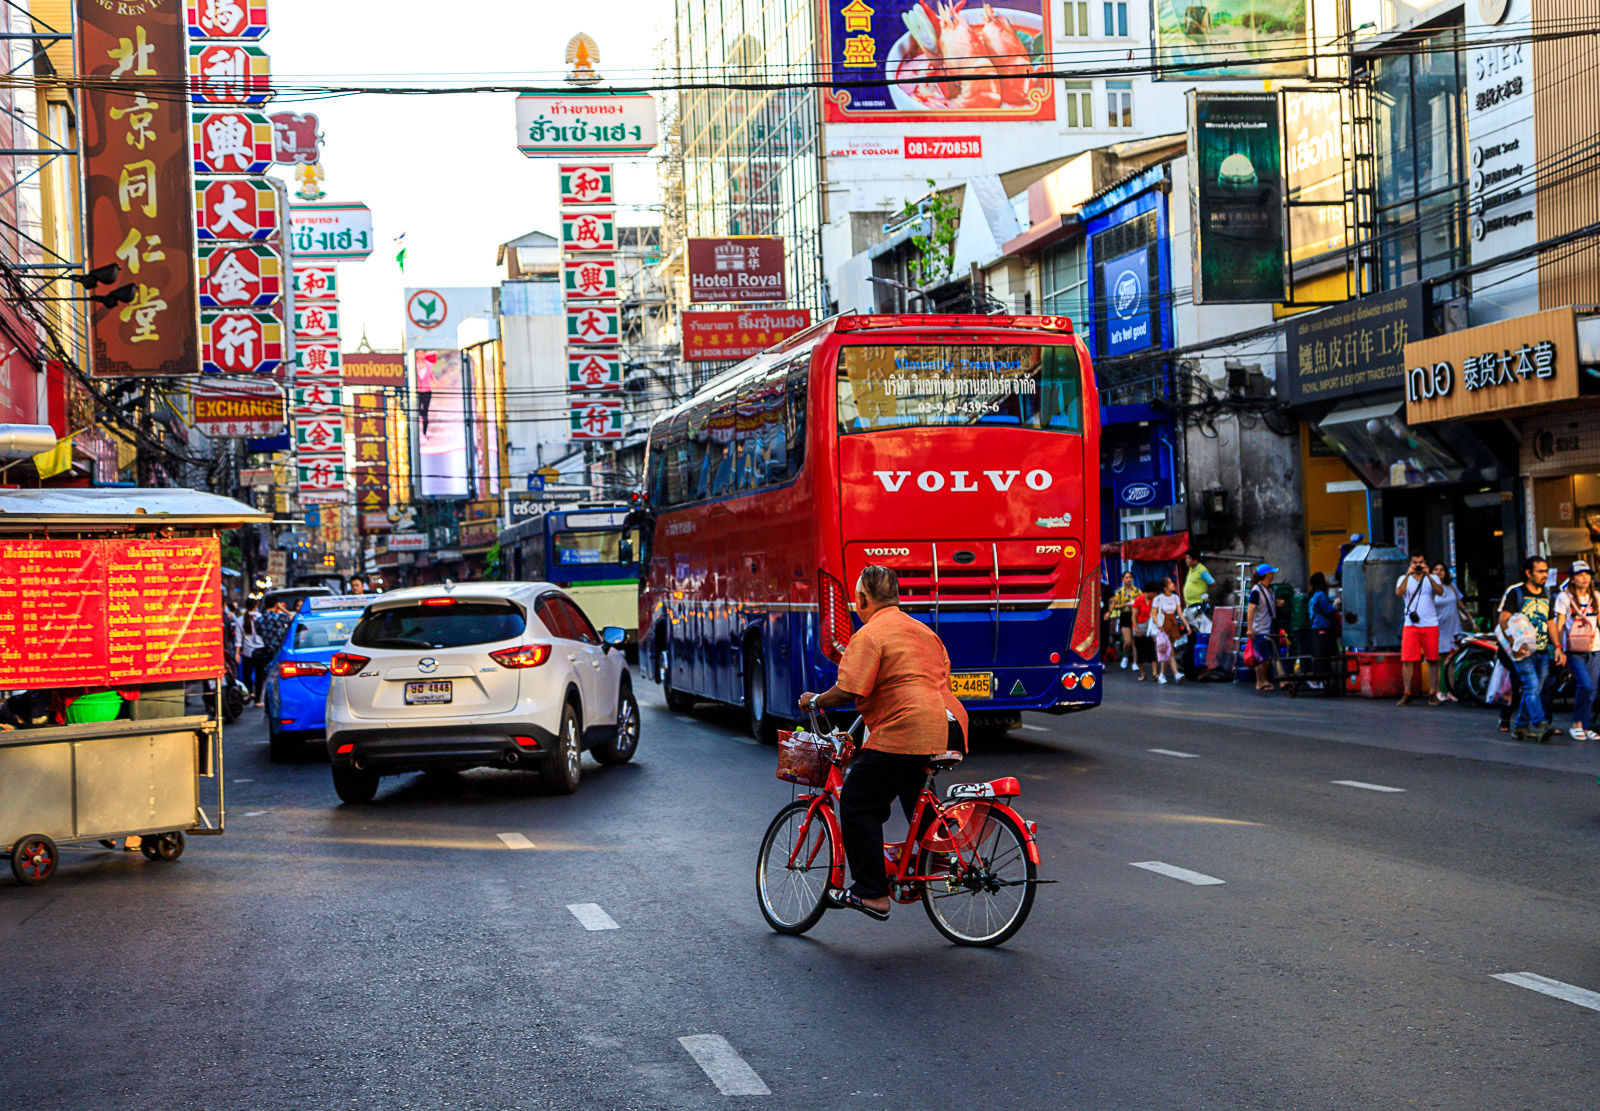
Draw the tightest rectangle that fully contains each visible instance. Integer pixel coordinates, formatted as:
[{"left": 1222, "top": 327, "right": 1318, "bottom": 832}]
[{"left": 776, "top": 730, "right": 830, "bottom": 787}]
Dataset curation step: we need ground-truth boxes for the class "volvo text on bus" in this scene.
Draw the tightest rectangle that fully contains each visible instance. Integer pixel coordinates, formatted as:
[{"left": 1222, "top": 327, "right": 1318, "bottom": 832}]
[{"left": 638, "top": 313, "right": 1102, "bottom": 741}]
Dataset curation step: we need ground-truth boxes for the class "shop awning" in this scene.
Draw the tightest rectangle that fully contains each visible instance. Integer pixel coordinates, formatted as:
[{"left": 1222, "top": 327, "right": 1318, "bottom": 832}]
[
  {"left": 1000, "top": 213, "right": 1078, "bottom": 258},
  {"left": 0, "top": 487, "right": 271, "bottom": 530},
  {"left": 1101, "top": 531, "right": 1190, "bottom": 561}
]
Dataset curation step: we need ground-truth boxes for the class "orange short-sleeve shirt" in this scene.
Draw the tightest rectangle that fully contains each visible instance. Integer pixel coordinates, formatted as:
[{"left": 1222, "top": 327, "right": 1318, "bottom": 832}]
[{"left": 836, "top": 606, "right": 969, "bottom": 755}]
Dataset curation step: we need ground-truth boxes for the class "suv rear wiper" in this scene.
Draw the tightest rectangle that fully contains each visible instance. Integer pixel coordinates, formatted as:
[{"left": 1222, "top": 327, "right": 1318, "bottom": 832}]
[{"left": 366, "top": 636, "right": 435, "bottom": 649}]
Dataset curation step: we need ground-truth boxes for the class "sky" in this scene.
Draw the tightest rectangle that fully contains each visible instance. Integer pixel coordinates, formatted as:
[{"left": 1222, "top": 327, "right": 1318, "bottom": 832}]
[{"left": 263, "top": 1, "right": 668, "bottom": 350}]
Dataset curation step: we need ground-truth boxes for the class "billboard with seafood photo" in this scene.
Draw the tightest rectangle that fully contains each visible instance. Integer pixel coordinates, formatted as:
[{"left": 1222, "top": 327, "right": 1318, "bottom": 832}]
[{"left": 821, "top": 0, "right": 1055, "bottom": 122}]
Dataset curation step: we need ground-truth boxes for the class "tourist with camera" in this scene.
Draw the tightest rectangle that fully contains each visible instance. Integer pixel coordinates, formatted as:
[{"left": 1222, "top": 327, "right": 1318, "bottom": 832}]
[{"left": 1395, "top": 551, "right": 1444, "bottom": 706}]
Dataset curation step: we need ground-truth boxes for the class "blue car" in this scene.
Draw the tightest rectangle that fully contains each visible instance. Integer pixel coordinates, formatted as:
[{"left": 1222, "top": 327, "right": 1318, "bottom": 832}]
[{"left": 265, "top": 597, "right": 376, "bottom": 762}]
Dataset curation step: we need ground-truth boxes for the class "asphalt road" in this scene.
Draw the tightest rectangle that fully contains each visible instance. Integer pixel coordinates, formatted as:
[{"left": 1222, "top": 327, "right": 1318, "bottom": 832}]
[{"left": 4, "top": 673, "right": 1599, "bottom": 1110}]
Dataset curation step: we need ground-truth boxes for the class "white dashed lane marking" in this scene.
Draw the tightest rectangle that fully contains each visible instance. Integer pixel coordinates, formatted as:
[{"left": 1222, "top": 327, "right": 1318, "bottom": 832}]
[
  {"left": 567, "top": 903, "right": 619, "bottom": 930},
  {"left": 1020, "top": 724, "right": 1048, "bottom": 733},
  {"left": 1130, "top": 861, "right": 1226, "bottom": 886},
  {"left": 1332, "top": 780, "right": 1406, "bottom": 793},
  {"left": 496, "top": 832, "right": 535, "bottom": 849},
  {"left": 232, "top": 778, "right": 253, "bottom": 783},
  {"left": 240, "top": 809, "right": 271, "bottom": 817},
  {"left": 1148, "top": 748, "right": 1200, "bottom": 758},
  {"left": 1492, "top": 972, "right": 1600, "bottom": 1013},
  {"left": 678, "top": 1034, "right": 770, "bottom": 1096}
]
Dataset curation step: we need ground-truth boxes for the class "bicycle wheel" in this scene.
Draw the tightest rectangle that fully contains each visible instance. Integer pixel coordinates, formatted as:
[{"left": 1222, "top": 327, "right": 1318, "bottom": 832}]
[
  {"left": 756, "top": 800, "right": 836, "bottom": 935},
  {"left": 919, "top": 808, "right": 1036, "bottom": 947}
]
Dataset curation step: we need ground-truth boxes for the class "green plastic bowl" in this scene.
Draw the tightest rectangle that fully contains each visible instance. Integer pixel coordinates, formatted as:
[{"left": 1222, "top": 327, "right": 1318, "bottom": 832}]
[{"left": 65, "top": 690, "right": 124, "bottom": 724}]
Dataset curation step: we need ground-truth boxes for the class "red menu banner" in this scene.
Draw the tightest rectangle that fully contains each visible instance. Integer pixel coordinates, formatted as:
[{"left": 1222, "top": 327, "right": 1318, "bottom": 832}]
[{"left": 0, "top": 538, "right": 223, "bottom": 690}]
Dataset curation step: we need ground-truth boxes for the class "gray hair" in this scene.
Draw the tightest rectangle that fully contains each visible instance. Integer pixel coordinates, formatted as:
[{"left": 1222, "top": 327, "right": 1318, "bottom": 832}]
[{"left": 857, "top": 565, "right": 899, "bottom": 605}]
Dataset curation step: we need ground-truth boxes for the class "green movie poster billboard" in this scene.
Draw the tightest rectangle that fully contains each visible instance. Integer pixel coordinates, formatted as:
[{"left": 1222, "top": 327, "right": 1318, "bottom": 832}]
[
  {"left": 1190, "top": 92, "right": 1286, "bottom": 304},
  {"left": 1155, "top": 0, "right": 1310, "bottom": 79}
]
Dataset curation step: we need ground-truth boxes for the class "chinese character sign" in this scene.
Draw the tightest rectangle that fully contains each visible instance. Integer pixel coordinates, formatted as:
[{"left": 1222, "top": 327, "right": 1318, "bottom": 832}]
[
  {"left": 292, "top": 264, "right": 337, "bottom": 301},
  {"left": 201, "top": 309, "right": 284, "bottom": 376},
  {"left": 565, "top": 303, "right": 619, "bottom": 345},
  {"left": 567, "top": 350, "right": 622, "bottom": 392},
  {"left": 821, "top": 1, "right": 1055, "bottom": 123},
  {"left": 681, "top": 309, "right": 814, "bottom": 361},
  {"left": 195, "top": 176, "right": 279, "bottom": 240},
  {"left": 559, "top": 164, "right": 613, "bottom": 204},
  {"left": 199, "top": 243, "right": 283, "bottom": 308},
  {"left": 188, "top": 42, "right": 273, "bottom": 105},
  {"left": 293, "top": 303, "right": 339, "bottom": 339},
  {"left": 562, "top": 256, "right": 617, "bottom": 299},
  {"left": 687, "top": 237, "right": 787, "bottom": 303},
  {"left": 191, "top": 109, "right": 273, "bottom": 174},
  {"left": 76, "top": 0, "right": 200, "bottom": 377},
  {"left": 569, "top": 397, "right": 624, "bottom": 440},
  {"left": 186, "top": 0, "right": 270, "bottom": 39},
  {"left": 560, "top": 210, "right": 616, "bottom": 251}
]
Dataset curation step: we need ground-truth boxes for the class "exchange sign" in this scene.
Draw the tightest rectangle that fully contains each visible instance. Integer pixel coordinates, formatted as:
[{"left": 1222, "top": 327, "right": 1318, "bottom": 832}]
[
  {"left": 565, "top": 303, "right": 619, "bottom": 345},
  {"left": 289, "top": 202, "right": 374, "bottom": 261},
  {"left": 191, "top": 109, "right": 273, "bottom": 175},
  {"left": 563, "top": 257, "right": 617, "bottom": 299},
  {"left": 201, "top": 309, "right": 284, "bottom": 376},
  {"left": 196, "top": 177, "right": 279, "bottom": 240},
  {"left": 561, "top": 210, "right": 615, "bottom": 252},
  {"left": 186, "top": 0, "right": 269, "bottom": 39},
  {"left": 199, "top": 243, "right": 284, "bottom": 308},
  {"left": 568, "top": 350, "right": 622, "bottom": 392},
  {"left": 569, "top": 397, "right": 624, "bottom": 440},
  {"left": 188, "top": 43, "right": 272, "bottom": 106},
  {"left": 192, "top": 378, "right": 284, "bottom": 437},
  {"left": 77, "top": 0, "right": 199, "bottom": 377},
  {"left": 559, "top": 164, "right": 613, "bottom": 205}
]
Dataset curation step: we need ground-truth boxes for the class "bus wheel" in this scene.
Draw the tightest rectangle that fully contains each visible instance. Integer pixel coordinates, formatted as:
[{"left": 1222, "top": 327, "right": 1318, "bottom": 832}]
[
  {"left": 661, "top": 636, "right": 693, "bottom": 713},
  {"left": 745, "top": 641, "right": 777, "bottom": 745}
]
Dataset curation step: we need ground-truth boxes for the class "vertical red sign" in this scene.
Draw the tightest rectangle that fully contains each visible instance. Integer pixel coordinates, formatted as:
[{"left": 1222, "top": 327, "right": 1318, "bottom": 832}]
[{"left": 77, "top": 0, "right": 199, "bottom": 377}]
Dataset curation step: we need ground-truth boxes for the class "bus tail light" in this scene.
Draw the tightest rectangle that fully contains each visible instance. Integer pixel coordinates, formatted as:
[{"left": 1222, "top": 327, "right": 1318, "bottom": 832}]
[
  {"left": 1069, "top": 574, "right": 1099, "bottom": 660},
  {"left": 819, "top": 571, "right": 853, "bottom": 663}
]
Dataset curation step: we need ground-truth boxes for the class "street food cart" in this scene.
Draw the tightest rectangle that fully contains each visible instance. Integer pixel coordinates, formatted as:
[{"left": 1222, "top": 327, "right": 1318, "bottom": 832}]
[{"left": 0, "top": 488, "right": 270, "bottom": 884}]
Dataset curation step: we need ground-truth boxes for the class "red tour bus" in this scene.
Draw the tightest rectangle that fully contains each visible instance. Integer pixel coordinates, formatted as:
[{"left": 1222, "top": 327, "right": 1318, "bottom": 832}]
[{"left": 639, "top": 313, "right": 1102, "bottom": 740}]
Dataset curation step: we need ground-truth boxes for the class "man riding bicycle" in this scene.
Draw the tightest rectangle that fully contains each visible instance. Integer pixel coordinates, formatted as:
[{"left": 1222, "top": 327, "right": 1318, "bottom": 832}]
[{"left": 799, "top": 565, "right": 969, "bottom": 920}]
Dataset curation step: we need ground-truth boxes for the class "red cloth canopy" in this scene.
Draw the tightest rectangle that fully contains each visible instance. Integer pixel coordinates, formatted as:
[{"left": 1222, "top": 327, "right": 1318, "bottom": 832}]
[{"left": 1101, "top": 530, "right": 1190, "bottom": 562}]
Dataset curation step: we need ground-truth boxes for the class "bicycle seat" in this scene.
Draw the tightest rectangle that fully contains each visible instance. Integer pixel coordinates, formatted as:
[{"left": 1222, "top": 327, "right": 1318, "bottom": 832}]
[{"left": 926, "top": 750, "right": 964, "bottom": 773}]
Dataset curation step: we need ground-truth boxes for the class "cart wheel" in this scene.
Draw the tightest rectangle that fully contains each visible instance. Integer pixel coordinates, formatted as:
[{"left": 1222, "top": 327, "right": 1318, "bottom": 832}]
[
  {"left": 153, "top": 832, "right": 185, "bottom": 862},
  {"left": 1286, "top": 682, "right": 1299, "bottom": 698},
  {"left": 10, "top": 834, "right": 58, "bottom": 885},
  {"left": 140, "top": 840, "right": 160, "bottom": 861}
]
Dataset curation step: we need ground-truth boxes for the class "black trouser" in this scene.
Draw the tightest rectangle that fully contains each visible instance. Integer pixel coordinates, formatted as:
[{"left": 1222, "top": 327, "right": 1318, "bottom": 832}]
[{"left": 839, "top": 749, "right": 931, "bottom": 900}]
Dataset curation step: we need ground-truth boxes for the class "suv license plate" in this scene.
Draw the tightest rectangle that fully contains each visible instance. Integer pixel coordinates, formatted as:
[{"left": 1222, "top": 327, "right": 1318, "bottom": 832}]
[
  {"left": 950, "top": 672, "right": 993, "bottom": 699},
  {"left": 405, "top": 680, "right": 453, "bottom": 705}
]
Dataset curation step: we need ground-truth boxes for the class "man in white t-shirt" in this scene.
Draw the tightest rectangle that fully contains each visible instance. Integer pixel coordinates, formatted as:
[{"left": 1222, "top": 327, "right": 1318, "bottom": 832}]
[{"left": 1394, "top": 550, "right": 1443, "bottom": 706}]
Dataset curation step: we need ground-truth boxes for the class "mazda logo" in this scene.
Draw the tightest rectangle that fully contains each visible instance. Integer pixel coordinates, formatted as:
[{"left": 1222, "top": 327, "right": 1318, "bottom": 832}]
[{"left": 418, "top": 658, "right": 438, "bottom": 673}]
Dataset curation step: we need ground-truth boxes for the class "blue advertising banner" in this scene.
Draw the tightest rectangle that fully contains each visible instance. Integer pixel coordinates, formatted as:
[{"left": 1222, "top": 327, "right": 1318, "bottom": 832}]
[
  {"left": 820, "top": 0, "right": 1055, "bottom": 123},
  {"left": 1101, "top": 247, "right": 1155, "bottom": 357},
  {"left": 1105, "top": 424, "right": 1176, "bottom": 509}
]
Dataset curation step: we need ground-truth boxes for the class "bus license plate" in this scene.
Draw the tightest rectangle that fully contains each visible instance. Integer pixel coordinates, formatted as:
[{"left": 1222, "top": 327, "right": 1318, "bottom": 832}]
[
  {"left": 405, "top": 681, "right": 453, "bottom": 705},
  {"left": 950, "top": 673, "right": 993, "bottom": 699}
]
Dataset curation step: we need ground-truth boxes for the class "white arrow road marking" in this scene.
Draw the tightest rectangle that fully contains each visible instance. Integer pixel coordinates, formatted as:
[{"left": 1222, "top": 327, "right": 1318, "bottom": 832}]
[
  {"left": 678, "top": 1035, "right": 770, "bottom": 1096},
  {"left": 567, "top": 903, "right": 619, "bottom": 931},
  {"left": 1332, "top": 780, "right": 1406, "bottom": 793},
  {"left": 1492, "top": 972, "right": 1600, "bottom": 1013},
  {"left": 1130, "top": 861, "right": 1225, "bottom": 886},
  {"left": 1148, "top": 748, "right": 1200, "bottom": 758},
  {"left": 496, "top": 832, "right": 535, "bottom": 849}
]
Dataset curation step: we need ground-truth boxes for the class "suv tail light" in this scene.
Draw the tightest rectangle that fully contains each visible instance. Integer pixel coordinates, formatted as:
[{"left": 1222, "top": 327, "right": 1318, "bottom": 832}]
[
  {"left": 819, "top": 571, "right": 853, "bottom": 663},
  {"left": 489, "top": 644, "right": 552, "bottom": 669},
  {"left": 329, "top": 652, "right": 370, "bottom": 677},
  {"left": 279, "top": 660, "right": 330, "bottom": 679},
  {"left": 1069, "top": 573, "right": 1099, "bottom": 660}
]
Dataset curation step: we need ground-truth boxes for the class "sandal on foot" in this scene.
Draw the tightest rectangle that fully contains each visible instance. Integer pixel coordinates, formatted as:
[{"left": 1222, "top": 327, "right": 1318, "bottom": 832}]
[{"left": 826, "top": 889, "right": 890, "bottom": 921}]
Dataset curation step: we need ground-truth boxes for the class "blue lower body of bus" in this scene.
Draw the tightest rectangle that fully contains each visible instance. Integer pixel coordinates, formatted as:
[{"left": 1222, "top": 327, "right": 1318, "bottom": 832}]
[{"left": 648, "top": 599, "right": 1101, "bottom": 726}]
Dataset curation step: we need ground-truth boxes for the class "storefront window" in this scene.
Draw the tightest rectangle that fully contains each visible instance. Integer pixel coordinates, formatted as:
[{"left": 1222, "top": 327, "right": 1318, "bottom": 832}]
[
  {"left": 1040, "top": 241, "right": 1087, "bottom": 324},
  {"left": 1370, "top": 20, "right": 1466, "bottom": 291}
]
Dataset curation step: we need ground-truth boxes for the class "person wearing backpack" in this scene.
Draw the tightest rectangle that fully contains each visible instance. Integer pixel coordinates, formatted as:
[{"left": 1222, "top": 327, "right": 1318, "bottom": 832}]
[{"left": 1551, "top": 560, "right": 1600, "bottom": 742}]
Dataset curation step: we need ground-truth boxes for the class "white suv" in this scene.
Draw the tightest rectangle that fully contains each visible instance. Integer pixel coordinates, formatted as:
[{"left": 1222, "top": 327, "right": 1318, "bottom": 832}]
[{"left": 324, "top": 582, "right": 638, "bottom": 803}]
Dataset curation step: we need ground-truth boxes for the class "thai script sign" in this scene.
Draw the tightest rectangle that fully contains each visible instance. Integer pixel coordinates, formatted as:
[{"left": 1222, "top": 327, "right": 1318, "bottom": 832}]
[
  {"left": 289, "top": 202, "right": 374, "bottom": 260},
  {"left": 342, "top": 351, "right": 406, "bottom": 388},
  {"left": 270, "top": 111, "right": 322, "bottom": 165},
  {"left": 681, "top": 309, "right": 813, "bottom": 361},
  {"left": 1404, "top": 307, "right": 1584, "bottom": 424},
  {"left": 515, "top": 93, "right": 658, "bottom": 156}
]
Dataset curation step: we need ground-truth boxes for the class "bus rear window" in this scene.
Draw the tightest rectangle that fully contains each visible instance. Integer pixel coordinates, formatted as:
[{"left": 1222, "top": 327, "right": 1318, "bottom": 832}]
[
  {"left": 553, "top": 528, "right": 640, "bottom": 566},
  {"left": 836, "top": 344, "right": 1082, "bottom": 435}
]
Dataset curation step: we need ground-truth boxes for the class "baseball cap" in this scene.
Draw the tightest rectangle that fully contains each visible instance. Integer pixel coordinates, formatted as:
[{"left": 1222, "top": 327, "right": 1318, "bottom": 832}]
[
  {"left": 1256, "top": 562, "right": 1279, "bottom": 576},
  {"left": 1348, "top": 533, "right": 1364, "bottom": 543},
  {"left": 1572, "top": 560, "right": 1593, "bottom": 575}
]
